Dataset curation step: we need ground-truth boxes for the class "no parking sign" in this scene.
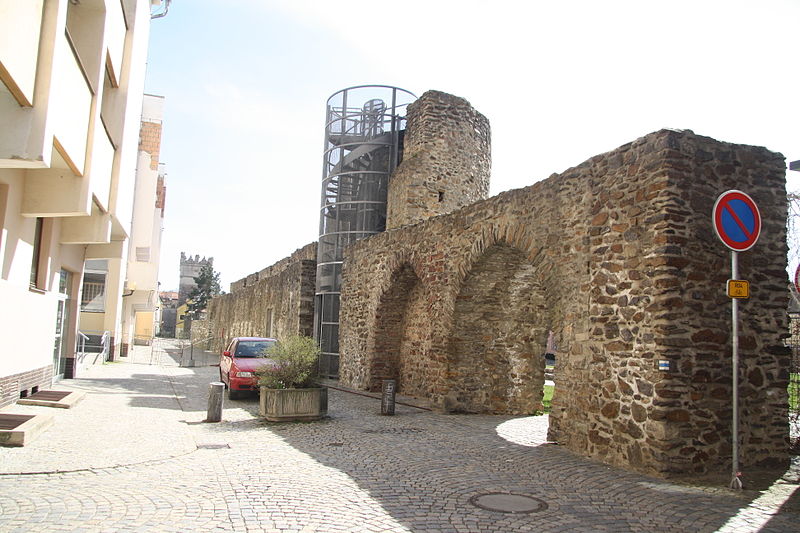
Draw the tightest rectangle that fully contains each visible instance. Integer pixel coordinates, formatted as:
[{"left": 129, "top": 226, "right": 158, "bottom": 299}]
[
  {"left": 713, "top": 190, "right": 761, "bottom": 251},
  {"left": 712, "top": 189, "right": 761, "bottom": 490}
]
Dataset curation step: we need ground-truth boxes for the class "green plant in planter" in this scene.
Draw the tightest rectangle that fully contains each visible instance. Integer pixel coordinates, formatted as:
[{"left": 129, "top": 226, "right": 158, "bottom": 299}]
[{"left": 255, "top": 335, "right": 320, "bottom": 389}]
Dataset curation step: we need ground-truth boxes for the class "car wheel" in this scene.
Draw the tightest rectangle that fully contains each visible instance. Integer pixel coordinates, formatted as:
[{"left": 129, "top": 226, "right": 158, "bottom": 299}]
[{"left": 228, "top": 388, "right": 242, "bottom": 400}]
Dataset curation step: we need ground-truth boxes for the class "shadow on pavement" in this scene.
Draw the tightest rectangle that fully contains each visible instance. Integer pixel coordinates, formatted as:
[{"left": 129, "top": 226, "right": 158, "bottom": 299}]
[{"left": 198, "top": 387, "right": 799, "bottom": 532}]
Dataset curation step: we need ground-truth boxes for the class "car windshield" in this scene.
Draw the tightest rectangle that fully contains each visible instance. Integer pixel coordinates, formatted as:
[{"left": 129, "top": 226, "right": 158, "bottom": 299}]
[{"left": 234, "top": 340, "right": 276, "bottom": 358}]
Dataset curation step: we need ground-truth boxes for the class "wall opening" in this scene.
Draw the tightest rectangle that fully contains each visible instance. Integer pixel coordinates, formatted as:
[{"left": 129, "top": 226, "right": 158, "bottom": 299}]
[
  {"left": 369, "top": 264, "right": 431, "bottom": 394},
  {"left": 265, "top": 308, "right": 273, "bottom": 338},
  {"left": 446, "top": 242, "right": 549, "bottom": 414}
]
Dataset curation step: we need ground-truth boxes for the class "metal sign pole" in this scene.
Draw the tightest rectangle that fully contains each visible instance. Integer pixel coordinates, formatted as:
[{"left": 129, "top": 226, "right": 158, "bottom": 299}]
[
  {"left": 730, "top": 250, "right": 742, "bottom": 490},
  {"left": 713, "top": 190, "right": 759, "bottom": 491}
]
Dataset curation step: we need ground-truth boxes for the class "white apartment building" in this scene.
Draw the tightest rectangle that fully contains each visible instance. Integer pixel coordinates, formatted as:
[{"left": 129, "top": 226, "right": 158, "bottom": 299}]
[
  {"left": 76, "top": 93, "right": 166, "bottom": 365},
  {"left": 120, "top": 94, "right": 166, "bottom": 353},
  {"left": 0, "top": 0, "right": 159, "bottom": 408}
]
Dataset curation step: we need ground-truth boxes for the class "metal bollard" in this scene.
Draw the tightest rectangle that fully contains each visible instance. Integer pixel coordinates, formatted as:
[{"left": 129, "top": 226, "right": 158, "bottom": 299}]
[
  {"left": 207, "top": 381, "right": 224, "bottom": 422},
  {"left": 185, "top": 343, "right": 196, "bottom": 367},
  {"left": 381, "top": 379, "right": 396, "bottom": 415}
]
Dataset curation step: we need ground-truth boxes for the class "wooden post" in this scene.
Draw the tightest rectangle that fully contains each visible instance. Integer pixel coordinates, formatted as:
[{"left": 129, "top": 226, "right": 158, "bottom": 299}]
[{"left": 207, "top": 382, "right": 224, "bottom": 422}]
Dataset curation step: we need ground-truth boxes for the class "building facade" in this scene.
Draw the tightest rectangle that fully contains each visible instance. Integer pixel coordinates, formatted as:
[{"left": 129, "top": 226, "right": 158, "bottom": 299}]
[
  {"left": 0, "top": 0, "right": 157, "bottom": 407},
  {"left": 119, "top": 94, "right": 166, "bottom": 351}
]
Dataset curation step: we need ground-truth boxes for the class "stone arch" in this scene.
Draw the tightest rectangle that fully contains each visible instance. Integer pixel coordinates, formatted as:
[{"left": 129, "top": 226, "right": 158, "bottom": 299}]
[
  {"left": 368, "top": 263, "right": 434, "bottom": 395},
  {"left": 444, "top": 241, "right": 550, "bottom": 414}
]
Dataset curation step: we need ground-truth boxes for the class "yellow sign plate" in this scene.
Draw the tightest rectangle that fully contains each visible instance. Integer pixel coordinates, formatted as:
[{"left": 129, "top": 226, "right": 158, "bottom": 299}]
[{"left": 727, "top": 280, "right": 749, "bottom": 299}]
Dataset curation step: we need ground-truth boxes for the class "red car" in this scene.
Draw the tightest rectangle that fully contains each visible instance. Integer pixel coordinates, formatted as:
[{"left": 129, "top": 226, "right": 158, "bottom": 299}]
[{"left": 219, "top": 337, "right": 277, "bottom": 400}]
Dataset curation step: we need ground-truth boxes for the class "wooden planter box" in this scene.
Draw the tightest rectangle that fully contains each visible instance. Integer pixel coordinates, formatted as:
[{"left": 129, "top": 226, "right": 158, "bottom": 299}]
[{"left": 259, "top": 387, "right": 328, "bottom": 422}]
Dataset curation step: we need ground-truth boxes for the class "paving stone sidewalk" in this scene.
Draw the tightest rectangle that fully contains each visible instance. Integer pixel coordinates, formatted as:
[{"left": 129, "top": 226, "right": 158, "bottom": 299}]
[{"left": 0, "top": 339, "right": 798, "bottom": 532}]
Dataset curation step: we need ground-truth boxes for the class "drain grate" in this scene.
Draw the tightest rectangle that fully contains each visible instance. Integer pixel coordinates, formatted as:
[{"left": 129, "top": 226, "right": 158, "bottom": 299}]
[
  {"left": 197, "top": 444, "right": 230, "bottom": 450},
  {"left": 0, "top": 414, "right": 35, "bottom": 430},
  {"left": 27, "top": 390, "right": 72, "bottom": 402},
  {"left": 469, "top": 493, "right": 548, "bottom": 514},
  {"left": 362, "top": 427, "right": 424, "bottom": 434}
]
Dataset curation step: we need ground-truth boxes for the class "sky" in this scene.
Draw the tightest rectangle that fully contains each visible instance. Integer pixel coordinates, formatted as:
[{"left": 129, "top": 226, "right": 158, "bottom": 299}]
[{"left": 143, "top": 0, "right": 800, "bottom": 292}]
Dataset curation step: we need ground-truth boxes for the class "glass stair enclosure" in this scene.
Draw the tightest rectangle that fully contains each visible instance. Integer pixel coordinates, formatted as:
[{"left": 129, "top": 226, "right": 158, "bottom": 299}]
[{"left": 316, "top": 86, "right": 415, "bottom": 378}]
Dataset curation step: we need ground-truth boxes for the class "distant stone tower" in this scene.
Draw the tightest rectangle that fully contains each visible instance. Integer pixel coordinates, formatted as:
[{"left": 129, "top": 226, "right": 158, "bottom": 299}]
[
  {"left": 179, "top": 252, "right": 213, "bottom": 304},
  {"left": 386, "top": 90, "right": 491, "bottom": 229}
]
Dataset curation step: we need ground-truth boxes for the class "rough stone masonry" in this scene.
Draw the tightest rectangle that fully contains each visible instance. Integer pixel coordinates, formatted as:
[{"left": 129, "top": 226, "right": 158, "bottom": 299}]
[
  {"left": 387, "top": 90, "right": 491, "bottom": 229},
  {"left": 339, "top": 127, "right": 790, "bottom": 477},
  {"left": 207, "top": 90, "right": 790, "bottom": 478},
  {"left": 206, "top": 243, "right": 317, "bottom": 347}
]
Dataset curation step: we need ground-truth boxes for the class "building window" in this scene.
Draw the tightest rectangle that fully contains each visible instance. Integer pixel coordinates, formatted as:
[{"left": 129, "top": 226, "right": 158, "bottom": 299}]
[
  {"left": 81, "top": 260, "right": 108, "bottom": 312},
  {"left": 29, "top": 217, "right": 44, "bottom": 289},
  {"left": 58, "top": 269, "right": 71, "bottom": 295},
  {"left": 136, "top": 246, "right": 150, "bottom": 262},
  {"left": 0, "top": 184, "right": 8, "bottom": 273},
  {"left": 81, "top": 272, "right": 106, "bottom": 312},
  {"left": 29, "top": 217, "right": 53, "bottom": 291}
]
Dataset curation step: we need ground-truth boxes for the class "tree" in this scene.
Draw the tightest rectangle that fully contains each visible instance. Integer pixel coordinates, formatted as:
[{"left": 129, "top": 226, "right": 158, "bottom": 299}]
[{"left": 187, "top": 263, "right": 221, "bottom": 319}]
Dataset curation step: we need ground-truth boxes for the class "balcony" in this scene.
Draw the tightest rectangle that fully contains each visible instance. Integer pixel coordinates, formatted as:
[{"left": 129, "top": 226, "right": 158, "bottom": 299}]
[
  {"left": 90, "top": 123, "right": 115, "bottom": 211},
  {"left": 51, "top": 32, "right": 93, "bottom": 175},
  {"left": 0, "top": 0, "right": 44, "bottom": 107},
  {"left": 0, "top": 1, "right": 44, "bottom": 166},
  {"left": 104, "top": 0, "right": 127, "bottom": 86}
]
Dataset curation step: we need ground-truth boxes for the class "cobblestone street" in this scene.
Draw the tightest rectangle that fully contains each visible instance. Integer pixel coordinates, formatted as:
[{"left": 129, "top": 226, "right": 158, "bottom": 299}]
[{"left": 0, "top": 340, "right": 798, "bottom": 532}]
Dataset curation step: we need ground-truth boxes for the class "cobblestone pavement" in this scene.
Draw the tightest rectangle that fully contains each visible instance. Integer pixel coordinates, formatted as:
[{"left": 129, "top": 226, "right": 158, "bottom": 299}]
[{"left": 0, "top": 339, "right": 798, "bottom": 532}]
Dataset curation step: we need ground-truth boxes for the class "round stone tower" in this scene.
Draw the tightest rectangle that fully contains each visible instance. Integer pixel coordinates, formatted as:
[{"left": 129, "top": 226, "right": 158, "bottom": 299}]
[{"left": 386, "top": 90, "right": 491, "bottom": 229}]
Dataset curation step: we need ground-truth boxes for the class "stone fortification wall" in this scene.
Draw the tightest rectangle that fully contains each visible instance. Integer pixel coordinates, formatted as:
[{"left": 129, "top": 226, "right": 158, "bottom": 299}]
[
  {"left": 339, "top": 129, "right": 789, "bottom": 476},
  {"left": 229, "top": 243, "right": 317, "bottom": 293},
  {"left": 386, "top": 90, "right": 491, "bottom": 229},
  {"left": 207, "top": 248, "right": 316, "bottom": 352},
  {"left": 186, "top": 318, "right": 215, "bottom": 350}
]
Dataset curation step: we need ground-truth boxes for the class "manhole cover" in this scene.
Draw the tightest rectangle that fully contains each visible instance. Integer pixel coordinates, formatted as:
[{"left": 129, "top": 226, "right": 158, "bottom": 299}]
[{"left": 469, "top": 493, "right": 548, "bottom": 514}]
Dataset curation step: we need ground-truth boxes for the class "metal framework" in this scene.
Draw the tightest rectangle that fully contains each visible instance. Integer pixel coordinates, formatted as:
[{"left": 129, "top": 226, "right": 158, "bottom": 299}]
[
  {"left": 315, "top": 85, "right": 415, "bottom": 378},
  {"left": 788, "top": 311, "right": 800, "bottom": 451}
]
